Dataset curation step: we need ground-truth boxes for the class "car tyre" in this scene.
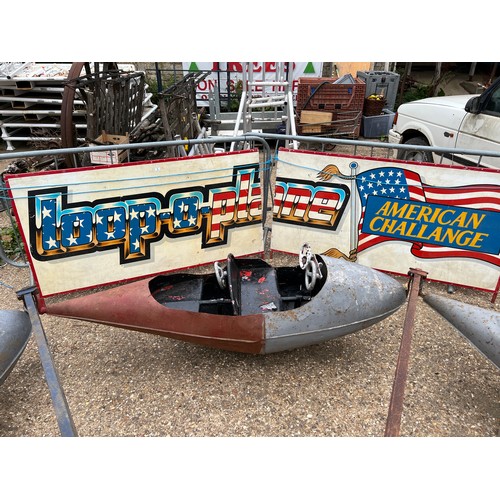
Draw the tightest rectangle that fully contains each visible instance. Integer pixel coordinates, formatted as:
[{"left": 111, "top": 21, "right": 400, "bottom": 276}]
[{"left": 397, "top": 137, "right": 434, "bottom": 163}]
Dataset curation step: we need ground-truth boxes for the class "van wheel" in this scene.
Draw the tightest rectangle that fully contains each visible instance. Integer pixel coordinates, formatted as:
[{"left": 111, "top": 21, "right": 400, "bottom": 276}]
[{"left": 397, "top": 137, "right": 434, "bottom": 163}]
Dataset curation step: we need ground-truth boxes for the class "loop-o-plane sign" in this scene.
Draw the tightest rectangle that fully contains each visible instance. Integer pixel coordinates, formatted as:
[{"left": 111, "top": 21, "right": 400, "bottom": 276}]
[{"left": 6, "top": 150, "right": 263, "bottom": 297}]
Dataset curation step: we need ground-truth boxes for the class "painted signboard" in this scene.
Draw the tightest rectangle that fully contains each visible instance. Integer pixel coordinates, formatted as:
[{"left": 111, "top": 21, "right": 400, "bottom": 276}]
[
  {"left": 272, "top": 149, "right": 500, "bottom": 293},
  {"left": 6, "top": 150, "right": 263, "bottom": 297},
  {"left": 6, "top": 146, "right": 499, "bottom": 298},
  {"left": 181, "top": 62, "right": 323, "bottom": 104}
]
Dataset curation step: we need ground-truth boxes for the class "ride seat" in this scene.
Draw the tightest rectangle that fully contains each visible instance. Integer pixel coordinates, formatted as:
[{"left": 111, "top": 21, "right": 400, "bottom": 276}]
[{"left": 227, "top": 254, "right": 282, "bottom": 315}]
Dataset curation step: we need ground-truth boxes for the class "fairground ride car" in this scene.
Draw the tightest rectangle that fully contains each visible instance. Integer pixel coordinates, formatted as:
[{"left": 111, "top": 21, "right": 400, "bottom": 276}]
[{"left": 388, "top": 76, "right": 500, "bottom": 170}]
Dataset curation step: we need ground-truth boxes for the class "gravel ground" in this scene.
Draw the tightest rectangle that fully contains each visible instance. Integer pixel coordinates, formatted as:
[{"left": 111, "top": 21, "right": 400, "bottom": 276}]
[
  {"left": 0, "top": 145, "right": 499, "bottom": 439},
  {"left": 0, "top": 236, "right": 498, "bottom": 438}
]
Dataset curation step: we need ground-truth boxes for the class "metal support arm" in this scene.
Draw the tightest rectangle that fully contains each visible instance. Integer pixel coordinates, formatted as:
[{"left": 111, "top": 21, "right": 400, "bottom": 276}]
[
  {"left": 385, "top": 268, "right": 428, "bottom": 437},
  {"left": 16, "top": 286, "right": 78, "bottom": 437}
]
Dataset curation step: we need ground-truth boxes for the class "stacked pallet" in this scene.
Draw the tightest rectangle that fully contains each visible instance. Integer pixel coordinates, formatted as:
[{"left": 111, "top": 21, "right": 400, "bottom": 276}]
[{"left": 0, "top": 62, "right": 156, "bottom": 150}]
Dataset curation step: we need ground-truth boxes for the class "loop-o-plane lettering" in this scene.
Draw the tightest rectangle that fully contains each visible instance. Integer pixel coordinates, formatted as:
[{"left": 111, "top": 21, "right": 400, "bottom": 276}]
[{"left": 30, "top": 167, "right": 262, "bottom": 263}]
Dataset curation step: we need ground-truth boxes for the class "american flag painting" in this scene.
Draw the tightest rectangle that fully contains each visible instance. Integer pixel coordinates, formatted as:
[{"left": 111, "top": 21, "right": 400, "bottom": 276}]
[{"left": 356, "top": 166, "right": 500, "bottom": 266}]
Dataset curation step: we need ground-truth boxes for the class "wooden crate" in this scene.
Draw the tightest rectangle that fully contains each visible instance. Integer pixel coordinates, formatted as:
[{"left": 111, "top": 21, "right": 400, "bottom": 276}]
[{"left": 299, "top": 110, "right": 333, "bottom": 133}]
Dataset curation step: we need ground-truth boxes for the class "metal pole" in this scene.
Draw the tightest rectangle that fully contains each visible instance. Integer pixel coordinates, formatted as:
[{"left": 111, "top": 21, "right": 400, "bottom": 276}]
[
  {"left": 155, "top": 62, "right": 163, "bottom": 93},
  {"left": 489, "top": 62, "right": 498, "bottom": 85},
  {"left": 468, "top": 62, "right": 477, "bottom": 82},
  {"left": 432, "top": 63, "right": 442, "bottom": 96},
  {"left": 1, "top": 134, "right": 499, "bottom": 164},
  {"left": 225, "top": 63, "right": 231, "bottom": 112},
  {"left": 17, "top": 286, "right": 78, "bottom": 437},
  {"left": 286, "top": 62, "right": 298, "bottom": 149},
  {"left": 384, "top": 268, "right": 428, "bottom": 437}
]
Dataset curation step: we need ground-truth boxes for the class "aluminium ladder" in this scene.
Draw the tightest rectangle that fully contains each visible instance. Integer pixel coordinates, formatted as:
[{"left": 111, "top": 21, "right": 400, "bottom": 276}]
[{"left": 230, "top": 62, "right": 298, "bottom": 151}]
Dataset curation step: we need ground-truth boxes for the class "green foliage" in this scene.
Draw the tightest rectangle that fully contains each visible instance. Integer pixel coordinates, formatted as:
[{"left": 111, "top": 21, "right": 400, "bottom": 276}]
[
  {"left": 146, "top": 77, "right": 160, "bottom": 105},
  {"left": 396, "top": 69, "right": 452, "bottom": 107},
  {"left": 221, "top": 79, "right": 244, "bottom": 112},
  {"left": 0, "top": 224, "right": 23, "bottom": 259},
  {"left": 146, "top": 74, "right": 177, "bottom": 105},
  {"left": 400, "top": 84, "right": 445, "bottom": 105}
]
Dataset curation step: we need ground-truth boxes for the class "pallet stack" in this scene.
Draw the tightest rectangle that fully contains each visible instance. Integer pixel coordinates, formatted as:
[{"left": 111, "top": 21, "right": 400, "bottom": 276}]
[{"left": 0, "top": 62, "right": 156, "bottom": 151}]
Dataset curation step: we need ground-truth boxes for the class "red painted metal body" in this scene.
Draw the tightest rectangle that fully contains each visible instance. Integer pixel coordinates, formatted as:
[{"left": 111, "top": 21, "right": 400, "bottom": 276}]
[{"left": 45, "top": 276, "right": 266, "bottom": 354}]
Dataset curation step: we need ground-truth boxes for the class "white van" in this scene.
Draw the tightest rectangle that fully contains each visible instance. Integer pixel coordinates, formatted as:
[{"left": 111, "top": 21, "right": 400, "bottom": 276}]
[{"left": 388, "top": 76, "right": 500, "bottom": 169}]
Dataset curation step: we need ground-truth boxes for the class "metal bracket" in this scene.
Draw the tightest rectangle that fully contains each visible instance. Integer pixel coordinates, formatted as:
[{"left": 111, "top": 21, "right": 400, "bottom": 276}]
[
  {"left": 16, "top": 286, "right": 78, "bottom": 437},
  {"left": 385, "top": 268, "right": 428, "bottom": 437}
]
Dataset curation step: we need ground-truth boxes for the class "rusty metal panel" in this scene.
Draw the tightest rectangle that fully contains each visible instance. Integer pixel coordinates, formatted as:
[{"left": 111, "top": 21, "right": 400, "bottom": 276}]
[{"left": 44, "top": 277, "right": 266, "bottom": 354}]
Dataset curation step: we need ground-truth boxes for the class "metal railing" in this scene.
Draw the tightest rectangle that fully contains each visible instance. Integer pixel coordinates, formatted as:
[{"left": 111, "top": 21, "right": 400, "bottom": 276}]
[{"left": 2, "top": 133, "right": 500, "bottom": 277}]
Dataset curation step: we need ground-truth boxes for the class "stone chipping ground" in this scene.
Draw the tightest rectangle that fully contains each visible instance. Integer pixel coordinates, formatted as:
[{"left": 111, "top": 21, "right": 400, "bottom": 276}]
[
  {"left": 0, "top": 145, "right": 499, "bottom": 438},
  {"left": 0, "top": 222, "right": 499, "bottom": 438}
]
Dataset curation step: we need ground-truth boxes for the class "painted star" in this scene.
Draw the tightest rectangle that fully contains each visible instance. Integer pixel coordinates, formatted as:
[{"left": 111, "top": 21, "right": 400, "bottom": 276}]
[
  {"left": 45, "top": 237, "right": 58, "bottom": 249},
  {"left": 42, "top": 206, "right": 52, "bottom": 219}
]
